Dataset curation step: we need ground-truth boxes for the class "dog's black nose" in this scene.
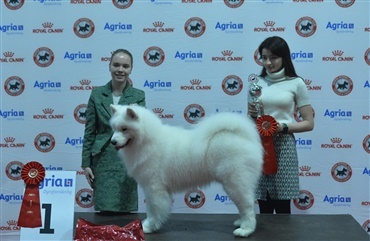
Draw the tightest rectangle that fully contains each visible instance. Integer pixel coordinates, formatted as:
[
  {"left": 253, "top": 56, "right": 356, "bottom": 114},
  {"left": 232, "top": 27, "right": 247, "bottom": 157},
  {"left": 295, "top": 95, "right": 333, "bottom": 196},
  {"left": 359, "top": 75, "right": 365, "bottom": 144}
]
[{"left": 111, "top": 140, "right": 117, "bottom": 146}]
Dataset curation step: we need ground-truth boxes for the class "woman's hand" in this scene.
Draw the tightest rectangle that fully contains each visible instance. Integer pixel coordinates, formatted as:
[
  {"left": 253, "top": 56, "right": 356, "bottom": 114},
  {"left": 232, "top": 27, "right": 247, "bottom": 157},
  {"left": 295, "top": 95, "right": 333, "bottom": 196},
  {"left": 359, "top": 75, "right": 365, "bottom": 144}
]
[
  {"left": 248, "top": 102, "right": 263, "bottom": 119},
  {"left": 84, "top": 167, "right": 94, "bottom": 188}
]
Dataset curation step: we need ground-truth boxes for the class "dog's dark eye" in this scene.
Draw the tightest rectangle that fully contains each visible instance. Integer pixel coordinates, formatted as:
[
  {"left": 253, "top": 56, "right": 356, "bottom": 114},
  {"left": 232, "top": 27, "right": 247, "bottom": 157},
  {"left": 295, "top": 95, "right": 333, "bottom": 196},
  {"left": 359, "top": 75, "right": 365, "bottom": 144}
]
[{"left": 122, "top": 128, "right": 127, "bottom": 132}]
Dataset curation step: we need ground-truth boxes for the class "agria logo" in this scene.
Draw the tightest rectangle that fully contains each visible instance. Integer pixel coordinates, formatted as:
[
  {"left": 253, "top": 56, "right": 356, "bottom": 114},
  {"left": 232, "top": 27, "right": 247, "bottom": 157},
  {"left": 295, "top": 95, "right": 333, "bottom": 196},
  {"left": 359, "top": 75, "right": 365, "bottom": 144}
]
[
  {"left": 0, "top": 23, "right": 24, "bottom": 34},
  {"left": 104, "top": 22, "right": 132, "bottom": 34},
  {"left": 326, "top": 21, "right": 354, "bottom": 32},
  {"left": 175, "top": 50, "right": 203, "bottom": 63},
  {"left": 65, "top": 137, "right": 83, "bottom": 148},
  {"left": 34, "top": 79, "right": 62, "bottom": 92},
  {"left": 64, "top": 51, "right": 92, "bottom": 63},
  {"left": 39, "top": 174, "right": 74, "bottom": 189},
  {"left": 215, "top": 21, "right": 243, "bottom": 33},
  {"left": 323, "top": 108, "right": 352, "bottom": 120},
  {"left": 0, "top": 109, "right": 24, "bottom": 120}
]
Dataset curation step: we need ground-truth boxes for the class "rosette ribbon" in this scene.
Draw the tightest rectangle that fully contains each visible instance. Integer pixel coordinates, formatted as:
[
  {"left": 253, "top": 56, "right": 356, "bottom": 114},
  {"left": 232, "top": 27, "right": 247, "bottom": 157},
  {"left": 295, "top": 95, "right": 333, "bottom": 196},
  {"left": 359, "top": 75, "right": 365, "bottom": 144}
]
[
  {"left": 18, "top": 161, "right": 45, "bottom": 228},
  {"left": 256, "top": 115, "right": 278, "bottom": 175}
]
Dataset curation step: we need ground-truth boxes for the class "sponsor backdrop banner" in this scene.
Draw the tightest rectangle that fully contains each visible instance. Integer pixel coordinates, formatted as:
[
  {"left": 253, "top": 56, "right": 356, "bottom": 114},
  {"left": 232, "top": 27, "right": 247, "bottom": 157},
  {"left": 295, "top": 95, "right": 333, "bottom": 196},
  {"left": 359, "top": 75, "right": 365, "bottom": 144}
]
[{"left": 1, "top": 0, "right": 370, "bottom": 239}]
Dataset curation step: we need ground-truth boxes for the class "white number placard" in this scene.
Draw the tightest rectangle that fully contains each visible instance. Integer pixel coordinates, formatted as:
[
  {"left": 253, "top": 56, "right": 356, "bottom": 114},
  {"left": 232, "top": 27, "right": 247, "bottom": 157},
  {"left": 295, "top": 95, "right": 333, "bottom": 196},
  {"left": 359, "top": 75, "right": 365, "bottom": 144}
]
[{"left": 20, "top": 171, "right": 76, "bottom": 241}]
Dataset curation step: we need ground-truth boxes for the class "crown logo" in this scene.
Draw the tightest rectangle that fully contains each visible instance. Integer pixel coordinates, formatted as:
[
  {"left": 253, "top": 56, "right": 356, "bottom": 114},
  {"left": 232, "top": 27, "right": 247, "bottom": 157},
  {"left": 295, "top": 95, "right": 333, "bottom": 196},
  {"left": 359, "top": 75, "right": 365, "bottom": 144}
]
[
  {"left": 43, "top": 108, "right": 54, "bottom": 114},
  {"left": 300, "top": 166, "right": 311, "bottom": 172},
  {"left": 332, "top": 50, "right": 343, "bottom": 56},
  {"left": 304, "top": 79, "right": 312, "bottom": 85},
  {"left": 331, "top": 137, "right": 342, "bottom": 143},
  {"left": 152, "top": 108, "right": 164, "bottom": 114},
  {"left": 3, "top": 52, "right": 14, "bottom": 58},
  {"left": 221, "top": 50, "right": 233, "bottom": 56},
  {"left": 153, "top": 21, "right": 164, "bottom": 27},
  {"left": 7, "top": 220, "right": 17, "bottom": 226},
  {"left": 4, "top": 137, "right": 15, "bottom": 143},
  {"left": 264, "top": 21, "right": 275, "bottom": 27},
  {"left": 190, "top": 79, "right": 201, "bottom": 85},
  {"left": 80, "top": 79, "right": 91, "bottom": 85},
  {"left": 42, "top": 22, "right": 53, "bottom": 28}
]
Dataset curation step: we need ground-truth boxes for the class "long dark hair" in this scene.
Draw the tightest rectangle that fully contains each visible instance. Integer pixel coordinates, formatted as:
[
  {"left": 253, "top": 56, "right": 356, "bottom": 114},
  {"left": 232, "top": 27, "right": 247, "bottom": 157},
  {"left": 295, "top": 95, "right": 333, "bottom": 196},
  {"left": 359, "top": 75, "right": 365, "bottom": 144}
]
[
  {"left": 109, "top": 49, "right": 133, "bottom": 67},
  {"left": 258, "top": 36, "right": 297, "bottom": 78}
]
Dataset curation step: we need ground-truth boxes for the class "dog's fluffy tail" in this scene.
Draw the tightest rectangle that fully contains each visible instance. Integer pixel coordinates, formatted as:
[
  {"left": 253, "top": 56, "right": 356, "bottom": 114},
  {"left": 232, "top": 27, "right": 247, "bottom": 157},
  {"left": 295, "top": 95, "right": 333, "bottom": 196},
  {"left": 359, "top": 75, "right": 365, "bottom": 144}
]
[{"left": 194, "top": 112, "right": 260, "bottom": 142}]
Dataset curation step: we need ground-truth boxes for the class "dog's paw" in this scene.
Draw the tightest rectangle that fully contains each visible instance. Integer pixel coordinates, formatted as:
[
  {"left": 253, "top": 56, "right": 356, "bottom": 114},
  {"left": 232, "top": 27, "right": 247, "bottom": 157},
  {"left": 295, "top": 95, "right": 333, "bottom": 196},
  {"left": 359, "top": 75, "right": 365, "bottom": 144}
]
[
  {"left": 142, "top": 219, "right": 154, "bottom": 233},
  {"left": 142, "top": 218, "right": 162, "bottom": 234},
  {"left": 233, "top": 227, "right": 255, "bottom": 238},
  {"left": 233, "top": 219, "right": 242, "bottom": 227}
]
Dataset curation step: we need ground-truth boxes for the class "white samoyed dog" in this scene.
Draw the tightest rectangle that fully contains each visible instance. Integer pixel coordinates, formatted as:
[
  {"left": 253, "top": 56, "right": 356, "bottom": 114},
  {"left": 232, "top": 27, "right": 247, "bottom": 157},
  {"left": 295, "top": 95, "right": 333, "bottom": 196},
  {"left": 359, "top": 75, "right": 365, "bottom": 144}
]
[{"left": 109, "top": 104, "right": 263, "bottom": 238}]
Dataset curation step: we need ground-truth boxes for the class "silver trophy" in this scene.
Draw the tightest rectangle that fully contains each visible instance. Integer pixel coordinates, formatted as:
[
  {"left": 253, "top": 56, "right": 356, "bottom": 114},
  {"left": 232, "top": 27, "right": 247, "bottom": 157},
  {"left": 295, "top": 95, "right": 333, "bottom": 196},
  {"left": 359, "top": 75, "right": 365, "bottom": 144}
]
[{"left": 248, "top": 74, "right": 263, "bottom": 117}]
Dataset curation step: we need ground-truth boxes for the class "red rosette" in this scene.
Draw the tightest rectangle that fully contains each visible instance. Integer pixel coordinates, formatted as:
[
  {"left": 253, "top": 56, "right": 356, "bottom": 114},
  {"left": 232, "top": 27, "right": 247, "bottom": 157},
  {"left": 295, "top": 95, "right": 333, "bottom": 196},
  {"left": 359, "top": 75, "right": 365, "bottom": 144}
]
[
  {"left": 255, "top": 115, "right": 278, "bottom": 175},
  {"left": 255, "top": 115, "right": 278, "bottom": 137},
  {"left": 18, "top": 161, "right": 45, "bottom": 228},
  {"left": 74, "top": 218, "right": 145, "bottom": 241},
  {"left": 21, "top": 161, "right": 45, "bottom": 185}
]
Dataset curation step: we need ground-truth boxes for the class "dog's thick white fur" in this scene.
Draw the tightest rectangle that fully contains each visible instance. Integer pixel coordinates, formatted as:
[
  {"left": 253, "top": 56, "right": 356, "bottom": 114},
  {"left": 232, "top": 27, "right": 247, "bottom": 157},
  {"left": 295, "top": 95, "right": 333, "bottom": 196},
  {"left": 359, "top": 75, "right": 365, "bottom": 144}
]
[{"left": 110, "top": 104, "right": 263, "bottom": 237}]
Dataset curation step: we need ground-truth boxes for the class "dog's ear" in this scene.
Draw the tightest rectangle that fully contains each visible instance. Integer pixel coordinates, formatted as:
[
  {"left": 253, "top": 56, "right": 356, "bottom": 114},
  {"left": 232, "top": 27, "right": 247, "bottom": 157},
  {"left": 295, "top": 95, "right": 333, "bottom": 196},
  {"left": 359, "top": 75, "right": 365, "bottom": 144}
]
[
  {"left": 126, "top": 108, "right": 138, "bottom": 120},
  {"left": 110, "top": 104, "right": 117, "bottom": 114}
]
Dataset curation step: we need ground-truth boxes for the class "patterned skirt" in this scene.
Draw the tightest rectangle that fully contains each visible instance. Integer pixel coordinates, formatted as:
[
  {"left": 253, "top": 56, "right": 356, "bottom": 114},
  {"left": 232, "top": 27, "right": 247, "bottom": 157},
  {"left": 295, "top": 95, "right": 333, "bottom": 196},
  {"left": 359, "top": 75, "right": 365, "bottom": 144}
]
[
  {"left": 255, "top": 133, "right": 300, "bottom": 200},
  {"left": 91, "top": 144, "right": 138, "bottom": 212}
]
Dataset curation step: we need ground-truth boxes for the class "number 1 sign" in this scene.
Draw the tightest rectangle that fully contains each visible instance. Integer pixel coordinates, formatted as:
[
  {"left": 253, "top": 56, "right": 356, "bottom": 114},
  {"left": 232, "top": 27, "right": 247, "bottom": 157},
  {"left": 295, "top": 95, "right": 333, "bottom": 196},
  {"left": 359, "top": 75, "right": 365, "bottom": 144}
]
[{"left": 20, "top": 171, "right": 76, "bottom": 241}]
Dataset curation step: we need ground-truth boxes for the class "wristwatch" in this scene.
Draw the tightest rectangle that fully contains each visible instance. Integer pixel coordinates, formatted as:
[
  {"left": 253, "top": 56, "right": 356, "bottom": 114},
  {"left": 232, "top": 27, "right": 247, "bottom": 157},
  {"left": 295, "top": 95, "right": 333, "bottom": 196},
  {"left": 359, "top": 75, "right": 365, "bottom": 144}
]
[{"left": 282, "top": 123, "right": 288, "bottom": 134}]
